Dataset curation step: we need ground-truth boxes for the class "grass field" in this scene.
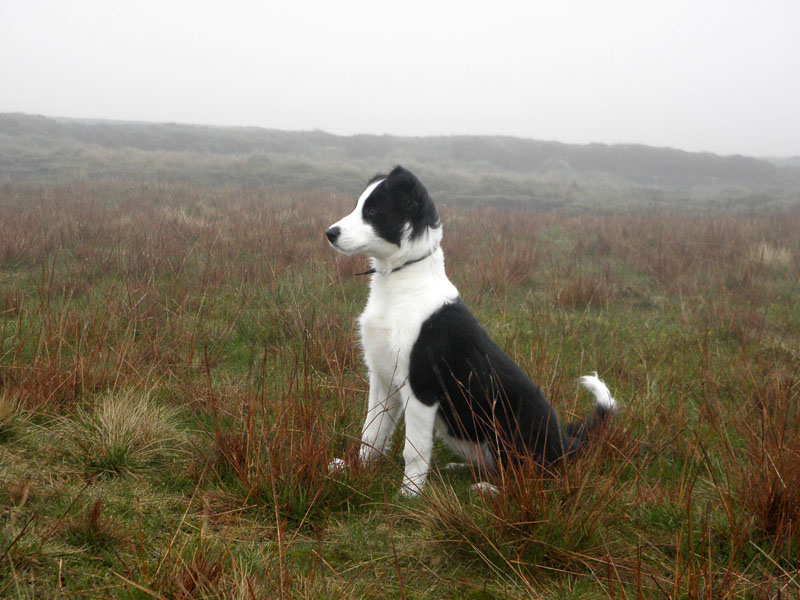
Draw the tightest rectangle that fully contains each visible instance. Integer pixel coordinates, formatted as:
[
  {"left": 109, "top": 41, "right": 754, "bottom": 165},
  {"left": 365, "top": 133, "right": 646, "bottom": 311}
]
[{"left": 1, "top": 178, "right": 799, "bottom": 598}]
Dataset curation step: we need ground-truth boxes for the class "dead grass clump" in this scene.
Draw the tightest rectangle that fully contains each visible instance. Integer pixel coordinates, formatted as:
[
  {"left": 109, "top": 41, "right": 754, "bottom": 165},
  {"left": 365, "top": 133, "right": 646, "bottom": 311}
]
[
  {"left": 0, "top": 392, "right": 30, "bottom": 445},
  {"left": 0, "top": 392, "right": 21, "bottom": 430},
  {"left": 62, "top": 497, "right": 126, "bottom": 552},
  {"left": 68, "top": 389, "right": 185, "bottom": 477},
  {"left": 555, "top": 269, "right": 613, "bottom": 310},
  {"left": 121, "top": 524, "right": 261, "bottom": 600},
  {"left": 159, "top": 542, "right": 226, "bottom": 600},
  {"left": 750, "top": 242, "right": 793, "bottom": 269},
  {"left": 737, "top": 369, "right": 800, "bottom": 543}
]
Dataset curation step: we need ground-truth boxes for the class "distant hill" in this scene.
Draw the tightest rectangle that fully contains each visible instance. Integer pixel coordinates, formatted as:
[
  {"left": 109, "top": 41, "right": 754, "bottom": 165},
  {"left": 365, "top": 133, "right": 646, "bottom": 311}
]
[{"left": 1, "top": 112, "right": 798, "bottom": 211}]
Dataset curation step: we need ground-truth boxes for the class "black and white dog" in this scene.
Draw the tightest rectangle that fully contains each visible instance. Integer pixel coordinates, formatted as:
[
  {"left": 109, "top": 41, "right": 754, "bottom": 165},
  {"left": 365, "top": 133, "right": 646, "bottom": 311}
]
[{"left": 326, "top": 166, "right": 617, "bottom": 496}]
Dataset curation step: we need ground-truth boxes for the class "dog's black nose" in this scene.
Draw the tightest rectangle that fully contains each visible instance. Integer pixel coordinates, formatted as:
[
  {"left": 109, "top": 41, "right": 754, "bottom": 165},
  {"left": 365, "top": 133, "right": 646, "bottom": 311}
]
[{"left": 325, "top": 226, "right": 341, "bottom": 244}]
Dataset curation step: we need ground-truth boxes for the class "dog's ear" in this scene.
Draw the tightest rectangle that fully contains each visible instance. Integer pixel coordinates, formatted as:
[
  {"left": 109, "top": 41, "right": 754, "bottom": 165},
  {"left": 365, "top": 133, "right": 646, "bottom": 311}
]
[
  {"left": 386, "top": 166, "right": 426, "bottom": 215},
  {"left": 385, "top": 166, "right": 440, "bottom": 238}
]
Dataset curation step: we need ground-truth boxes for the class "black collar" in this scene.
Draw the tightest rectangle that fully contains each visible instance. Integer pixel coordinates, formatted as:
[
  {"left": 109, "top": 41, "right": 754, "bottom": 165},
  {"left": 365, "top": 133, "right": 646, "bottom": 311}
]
[{"left": 354, "top": 249, "right": 435, "bottom": 277}]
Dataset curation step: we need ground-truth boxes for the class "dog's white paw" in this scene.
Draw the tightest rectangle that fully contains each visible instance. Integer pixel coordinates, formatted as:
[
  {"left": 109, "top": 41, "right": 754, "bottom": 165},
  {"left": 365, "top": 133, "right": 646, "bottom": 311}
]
[
  {"left": 469, "top": 481, "right": 500, "bottom": 496},
  {"left": 327, "top": 458, "right": 347, "bottom": 475},
  {"left": 399, "top": 483, "right": 422, "bottom": 498}
]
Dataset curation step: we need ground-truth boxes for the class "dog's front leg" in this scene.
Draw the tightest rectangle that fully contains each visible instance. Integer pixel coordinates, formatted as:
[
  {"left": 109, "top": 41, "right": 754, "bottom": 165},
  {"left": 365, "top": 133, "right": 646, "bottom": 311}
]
[
  {"left": 359, "top": 373, "right": 402, "bottom": 465},
  {"left": 399, "top": 396, "right": 438, "bottom": 497}
]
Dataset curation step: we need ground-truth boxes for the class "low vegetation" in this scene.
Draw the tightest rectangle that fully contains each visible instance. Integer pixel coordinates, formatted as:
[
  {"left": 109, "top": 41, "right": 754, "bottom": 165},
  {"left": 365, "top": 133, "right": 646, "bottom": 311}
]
[
  {"left": 1, "top": 177, "right": 799, "bottom": 598},
  {"left": 3, "top": 113, "right": 800, "bottom": 211}
]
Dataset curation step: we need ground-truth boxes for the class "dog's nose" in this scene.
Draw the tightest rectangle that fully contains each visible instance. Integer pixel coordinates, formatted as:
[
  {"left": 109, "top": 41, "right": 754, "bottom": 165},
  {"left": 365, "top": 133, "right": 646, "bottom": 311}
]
[{"left": 325, "top": 226, "right": 341, "bottom": 244}]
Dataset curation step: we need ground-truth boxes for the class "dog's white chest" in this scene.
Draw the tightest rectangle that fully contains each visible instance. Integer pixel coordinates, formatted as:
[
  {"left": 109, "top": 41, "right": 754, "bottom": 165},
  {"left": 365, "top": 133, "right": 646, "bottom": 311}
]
[
  {"left": 359, "top": 306, "right": 418, "bottom": 387},
  {"left": 358, "top": 268, "right": 458, "bottom": 390}
]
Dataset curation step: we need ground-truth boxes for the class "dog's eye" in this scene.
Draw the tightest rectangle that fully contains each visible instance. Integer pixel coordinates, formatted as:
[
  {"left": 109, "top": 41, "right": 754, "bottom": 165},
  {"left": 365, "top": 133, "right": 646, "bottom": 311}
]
[{"left": 364, "top": 207, "right": 377, "bottom": 217}]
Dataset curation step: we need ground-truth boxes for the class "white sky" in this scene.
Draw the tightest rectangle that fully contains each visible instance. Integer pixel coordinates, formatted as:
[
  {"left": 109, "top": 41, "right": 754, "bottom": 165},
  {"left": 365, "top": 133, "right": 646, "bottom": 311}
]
[{"left": 2, "top": 0, "right": 799, "bottom": 157}]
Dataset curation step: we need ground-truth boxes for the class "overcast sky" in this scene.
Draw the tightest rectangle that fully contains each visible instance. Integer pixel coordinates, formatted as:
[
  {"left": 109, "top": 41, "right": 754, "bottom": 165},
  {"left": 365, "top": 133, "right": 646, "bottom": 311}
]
[{"left": 2, "top": 0, "right": 799, "bottom": 157}]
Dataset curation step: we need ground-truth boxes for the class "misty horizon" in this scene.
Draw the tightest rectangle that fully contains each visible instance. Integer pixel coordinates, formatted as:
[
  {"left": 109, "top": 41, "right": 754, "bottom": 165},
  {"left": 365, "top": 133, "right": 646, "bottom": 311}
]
[
  {"left": 8, "top": 110, "right": 800, "bottom": 163},
  {"left": 2, "top": 1, "right": 799, "bottom": 158}
]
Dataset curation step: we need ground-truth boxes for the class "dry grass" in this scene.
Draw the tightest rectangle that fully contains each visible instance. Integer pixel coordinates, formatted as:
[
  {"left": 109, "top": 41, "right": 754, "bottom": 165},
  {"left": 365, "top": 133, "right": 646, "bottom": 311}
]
[
  {"left": 66, "top": 389, "right": 185, "bottom": 477},
  {"left": 0, "top": 392, "right": 21, "bottom": 429}
]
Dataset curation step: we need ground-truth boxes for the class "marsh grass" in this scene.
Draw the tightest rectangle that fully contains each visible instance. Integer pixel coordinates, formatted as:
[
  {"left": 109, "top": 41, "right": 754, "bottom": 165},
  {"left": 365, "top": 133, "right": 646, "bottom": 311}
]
[{"left": 1, "top": 179, "right": 799, "bottom": 597}]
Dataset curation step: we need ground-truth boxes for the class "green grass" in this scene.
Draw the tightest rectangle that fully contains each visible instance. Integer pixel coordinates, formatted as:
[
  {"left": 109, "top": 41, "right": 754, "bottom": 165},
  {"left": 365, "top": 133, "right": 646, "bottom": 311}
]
[{"left": 1, "top": 179, "right": 799, "bottom": 598}]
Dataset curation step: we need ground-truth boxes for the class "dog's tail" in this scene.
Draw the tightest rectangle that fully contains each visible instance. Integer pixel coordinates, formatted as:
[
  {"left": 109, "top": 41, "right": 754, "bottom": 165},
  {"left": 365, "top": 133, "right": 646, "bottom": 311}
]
[{"left": 565, "top": 372, "right": 617, "bottom": 453}]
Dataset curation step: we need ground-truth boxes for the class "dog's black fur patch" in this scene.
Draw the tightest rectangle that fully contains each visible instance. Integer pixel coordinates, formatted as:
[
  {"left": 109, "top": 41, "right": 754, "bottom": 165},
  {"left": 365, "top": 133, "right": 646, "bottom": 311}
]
[{"left": 408, "top": 299, "right": 614, "bottom": 464}]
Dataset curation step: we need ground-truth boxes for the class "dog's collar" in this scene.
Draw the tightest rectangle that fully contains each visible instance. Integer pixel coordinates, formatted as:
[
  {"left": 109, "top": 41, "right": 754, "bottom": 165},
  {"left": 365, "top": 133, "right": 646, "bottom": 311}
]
[{"left": 354, "top": 249, "right": 436, "bottom": 277}]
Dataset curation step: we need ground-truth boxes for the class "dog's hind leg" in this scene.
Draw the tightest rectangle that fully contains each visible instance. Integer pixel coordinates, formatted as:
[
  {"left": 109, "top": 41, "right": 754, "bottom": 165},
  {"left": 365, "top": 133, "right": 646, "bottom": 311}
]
[
  {"left": 435, "top": 414, "right": 497, "bottom": 474},
  {"left": 359, "top": 373, "right": 403, "bottom": 464}
]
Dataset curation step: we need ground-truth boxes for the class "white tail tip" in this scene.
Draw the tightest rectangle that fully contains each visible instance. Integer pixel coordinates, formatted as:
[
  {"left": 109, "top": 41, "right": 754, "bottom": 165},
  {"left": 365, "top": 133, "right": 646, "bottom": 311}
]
[{"left": 579, "top": 372, "right": 617, "bottom": 414}]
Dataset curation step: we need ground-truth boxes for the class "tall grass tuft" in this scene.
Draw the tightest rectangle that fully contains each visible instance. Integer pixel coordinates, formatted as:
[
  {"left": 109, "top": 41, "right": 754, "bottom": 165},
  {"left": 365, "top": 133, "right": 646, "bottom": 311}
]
[
  {"left": 736, "top": 366, "right": 800, "bottom": 544},
  {"left": 68, "top": 389, "right": 185, "bottom": 477},
  {"left": 0, "top": 391, "right": 26, "bottom": 442},
  {"left": 555, "top": 269, "right": 613, "bottom": 310}
]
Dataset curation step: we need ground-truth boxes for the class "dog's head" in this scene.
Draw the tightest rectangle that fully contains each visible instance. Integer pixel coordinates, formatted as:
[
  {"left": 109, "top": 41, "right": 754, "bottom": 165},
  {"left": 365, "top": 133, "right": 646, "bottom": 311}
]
[{"left": 325, "top": 166, "right": 441, "bottom": 266}]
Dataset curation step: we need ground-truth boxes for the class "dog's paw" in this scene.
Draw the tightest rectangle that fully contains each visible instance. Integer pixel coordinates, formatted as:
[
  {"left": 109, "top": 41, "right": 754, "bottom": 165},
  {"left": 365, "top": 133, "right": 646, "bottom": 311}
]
[
  {"left": 398, "top": 483, "right": 422, "bottom": 499},
  {"left": 441, "top": 462, "right": 470, "bottom": 472},
  {"left": 469, "top": 481, "right": 500, "bottom": 496},
  {"left": 327, "top": 458, "right": 347, "bottom": 475}
]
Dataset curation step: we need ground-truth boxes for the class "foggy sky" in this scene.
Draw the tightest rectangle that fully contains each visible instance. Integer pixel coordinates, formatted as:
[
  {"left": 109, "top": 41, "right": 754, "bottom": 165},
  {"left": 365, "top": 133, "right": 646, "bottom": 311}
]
[{"left": 2, "top": 0, "right": 799, "bottom": 157}]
